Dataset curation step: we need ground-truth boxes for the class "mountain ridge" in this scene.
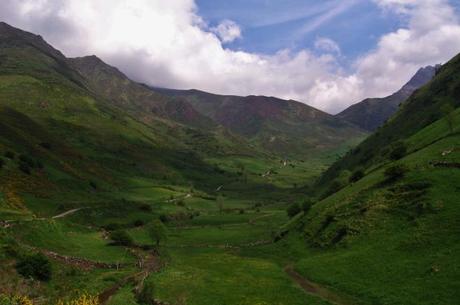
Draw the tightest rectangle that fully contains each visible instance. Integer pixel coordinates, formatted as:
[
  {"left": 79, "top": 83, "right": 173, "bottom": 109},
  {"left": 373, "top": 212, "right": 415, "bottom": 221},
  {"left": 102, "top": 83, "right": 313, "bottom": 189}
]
[{"left": 336, "top": 65, "right": 439, "bottom": 131}]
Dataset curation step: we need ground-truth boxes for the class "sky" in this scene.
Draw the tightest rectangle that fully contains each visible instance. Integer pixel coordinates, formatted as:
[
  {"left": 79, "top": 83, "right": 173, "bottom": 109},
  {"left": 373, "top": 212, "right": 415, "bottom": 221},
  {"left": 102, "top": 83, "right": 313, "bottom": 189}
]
[{"left": 0, "top": 0, "right": 460, "bottom": 114}]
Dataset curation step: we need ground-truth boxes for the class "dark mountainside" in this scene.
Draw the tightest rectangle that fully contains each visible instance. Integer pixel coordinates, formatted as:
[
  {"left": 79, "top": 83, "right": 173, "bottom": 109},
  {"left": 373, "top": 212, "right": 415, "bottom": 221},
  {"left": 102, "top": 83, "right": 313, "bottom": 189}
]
[{"left": 336, "top": 65, "right": 439, "bottom": 131}]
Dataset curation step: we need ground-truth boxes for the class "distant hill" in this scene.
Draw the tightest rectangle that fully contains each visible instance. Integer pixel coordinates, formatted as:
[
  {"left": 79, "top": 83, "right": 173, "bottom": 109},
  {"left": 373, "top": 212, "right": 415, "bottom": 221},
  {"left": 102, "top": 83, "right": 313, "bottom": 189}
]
[
  {"left": 336, "top": 65, "right": 439, "bottom": 131},
  {"left": 154, "top": 88, "right": 367, "bottom": 156}
]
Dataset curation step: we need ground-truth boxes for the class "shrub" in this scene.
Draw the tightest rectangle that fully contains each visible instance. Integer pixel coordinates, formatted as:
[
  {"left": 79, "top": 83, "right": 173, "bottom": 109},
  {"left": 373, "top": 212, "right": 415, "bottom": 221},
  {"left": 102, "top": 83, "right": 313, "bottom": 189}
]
[
  {"left": 133, "top": 220, "right": 145, "bottom": 227},
  {"left": 137, "top": 280, "right": 155, "bottom": 305},
  {"left": 4, "top": 151, "right": 15, "bottom": 159},
  {"left": 0, "top": 294, "right": 33, "bottom": 305},
  {"left": 389, "top": 141, "right": 407, "bottom": 160},
  {"left": 350, "top": 168, "right": 365, "bottom": 183},
  {"left": 109, "top": 230, "right": 133, "bottom": 246},
  {"left": 139, "top": 203, "right": 152, "bottom": 212},
  {"left": 18, "top": 155, "right": 35, "bottom": 167},
  {"left": 15, "top": 253, "right": 52, "bottom": 281},
  {"left": 287, "top": 203, "right": 301, "bottom": 218},
  {"left": 384, "top": 164, "right": 409, "bottom": 182},
  {"left": 89, "top": 181, "right": 97, "bottom": 190},
  {"left": 0, "top": 158, "right": 4, "bottom": 169},
  {"left": 159, "top": 214, "right": 169, "bottom": 223},
  {"left": 18, "top": 162, "right": 31, "bottom": 175},
  {"left": 56, "top": 293, "right": 99, "bottom": 305},
  {"left": 301, "top": 199, "right": 314, "bottom": 213},
  {"left": 39, "top": 142, "right": 52, "bottom": 150}
]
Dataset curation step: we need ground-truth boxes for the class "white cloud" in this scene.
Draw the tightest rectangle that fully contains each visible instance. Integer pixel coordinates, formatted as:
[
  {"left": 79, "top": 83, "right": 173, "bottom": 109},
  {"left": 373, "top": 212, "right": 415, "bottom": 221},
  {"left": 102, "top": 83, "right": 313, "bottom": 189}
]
[
  {"left": 0, "top": 0, "right": 459, "bottom": 114},
  {"left": 211, "top": 20, "right": 242, "bottom": 43},
  {"left": 314, "top": 37, "right": 341, "bottom": 55}
]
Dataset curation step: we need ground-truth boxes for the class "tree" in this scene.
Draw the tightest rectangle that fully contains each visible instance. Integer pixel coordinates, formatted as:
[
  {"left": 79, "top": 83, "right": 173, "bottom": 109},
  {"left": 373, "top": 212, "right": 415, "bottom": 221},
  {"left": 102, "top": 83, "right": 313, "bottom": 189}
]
[
  {"left": 441, "top": 103, "right": 456, "bottom": 134},
  {"left": 384, "top": 164, "right": 408, "bottom": 182},
  {"left": 109, "top": 230, "right": 133, "bottom": 246},
  {"left": 287, "top": 203, "right": 301, "bottom": 218},
  {"left": 15, "top": 253, "right": 52, "bottom": 281},
  {"left": 146, "top": 220, "right": 167, "bottom": 247},
  {"left": 350, "top": 168, "right": 365, "bottom": 183},
  {"left": 301, "top": 199, "right": 314, "bottom": 214},
  {"left": 389, "top": 141, "right": 407, "bottom": 160}
]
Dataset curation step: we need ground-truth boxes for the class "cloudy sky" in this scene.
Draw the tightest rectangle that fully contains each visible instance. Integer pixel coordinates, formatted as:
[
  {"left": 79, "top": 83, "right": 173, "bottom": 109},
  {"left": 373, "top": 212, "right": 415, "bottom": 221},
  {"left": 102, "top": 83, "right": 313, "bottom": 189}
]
[{"left": 1, "top": 0, "right": 460, "bottom": 113}]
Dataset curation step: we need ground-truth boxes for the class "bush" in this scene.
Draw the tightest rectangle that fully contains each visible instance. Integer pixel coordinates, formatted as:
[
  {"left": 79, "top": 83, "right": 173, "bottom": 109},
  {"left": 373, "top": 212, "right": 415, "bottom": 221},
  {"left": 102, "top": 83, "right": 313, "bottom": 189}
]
[
  {"left": 0, "top": 158, "right": 4, "bottom": 169},
  {"left": 39, "top": 142, "right": 52, "bottom": 150},
  {"left": 384, "top": 164, "right": 409, "bottom": 182},
  {"left": 159, "top": 214, "right": 169, "bottom": 223},
  {"left": 89, "top": 181, "right": 98, "bottom": 190},
  {"left": 301, "top": 199, "right": 314, "bottom": 213},
  {"left": 0, "top": 294, "right": 33, "bottom": 305},
  {"left": 133, "top": 219, "right": 145, "bottom": 227},
  {"left": 15, "top": 253, "right": 52, "bottom": 281},
  {"left": 389, "top": 141, "right": 407, "bottom": 160},
  {"left": 4, "top": 151, "right": 15, "bottom": 159},
  {"left": 109, "top": 230, "right": 133, "bottom": 246},
  {"left": 350, "top": 168, "right": 365, "bottom": 183},
  {"left": 18, "top": 162, "right": 31, "bottom": 175},
  {"left": 287, "top": 203, "right": 301, "bottom": 218}
]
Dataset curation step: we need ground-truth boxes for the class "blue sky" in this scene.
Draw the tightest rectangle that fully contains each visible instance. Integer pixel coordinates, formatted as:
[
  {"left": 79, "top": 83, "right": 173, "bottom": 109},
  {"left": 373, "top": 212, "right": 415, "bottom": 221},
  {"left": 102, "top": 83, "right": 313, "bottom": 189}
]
[{"left": 197, "top": 0, "right": 459, "bottom": 65}]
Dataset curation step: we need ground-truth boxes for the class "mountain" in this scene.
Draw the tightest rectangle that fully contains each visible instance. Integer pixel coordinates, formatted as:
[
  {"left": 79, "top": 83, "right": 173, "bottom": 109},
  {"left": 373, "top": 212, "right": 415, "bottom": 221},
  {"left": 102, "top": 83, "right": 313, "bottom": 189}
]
[
  {"left": 336, "top": 65, "right": 439, "bottom": 131},
  {"left": 280, "top": 52, "right": 460, "bottom": 305},
  {"left": 68, "top": 56, "right": 216, "bottom": 130},
  {"left": 155, "top": 88, "right": 367, "bottom": 156}
]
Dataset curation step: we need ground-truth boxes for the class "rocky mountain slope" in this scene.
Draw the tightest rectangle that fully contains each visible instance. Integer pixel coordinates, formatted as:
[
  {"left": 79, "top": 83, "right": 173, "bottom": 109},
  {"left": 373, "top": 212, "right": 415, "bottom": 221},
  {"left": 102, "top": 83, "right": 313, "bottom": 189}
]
[{"left": 336, "top": 65, "right": 439, "bottom": 131}]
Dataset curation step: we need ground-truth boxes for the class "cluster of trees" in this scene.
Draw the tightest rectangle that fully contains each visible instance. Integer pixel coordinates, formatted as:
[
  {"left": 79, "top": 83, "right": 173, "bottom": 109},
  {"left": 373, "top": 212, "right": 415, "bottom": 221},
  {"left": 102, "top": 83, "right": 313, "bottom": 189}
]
[{"left": 287, "top": 199, "right": 314, "bottom": 218}]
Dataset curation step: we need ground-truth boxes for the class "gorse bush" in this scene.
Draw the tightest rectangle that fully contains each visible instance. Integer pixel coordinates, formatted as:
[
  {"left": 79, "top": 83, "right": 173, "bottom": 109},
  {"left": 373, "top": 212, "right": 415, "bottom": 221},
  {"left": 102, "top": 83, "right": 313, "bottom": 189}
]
[
  {"left": 56, "top": 293, "right": 99, "bottom": 305},
  {"left": 0, "top": 294, "right": 33, "bottom": 305},
  {"left": 15, "top": 253, "right": 52, "bottom": 281}
]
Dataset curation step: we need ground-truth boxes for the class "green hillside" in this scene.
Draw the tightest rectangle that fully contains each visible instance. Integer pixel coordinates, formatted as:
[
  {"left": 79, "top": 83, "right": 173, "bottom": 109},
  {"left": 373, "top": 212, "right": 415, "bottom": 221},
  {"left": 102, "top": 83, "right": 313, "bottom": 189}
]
[{"left": 280, "top": 53, "right": 460, "bottom": 305}]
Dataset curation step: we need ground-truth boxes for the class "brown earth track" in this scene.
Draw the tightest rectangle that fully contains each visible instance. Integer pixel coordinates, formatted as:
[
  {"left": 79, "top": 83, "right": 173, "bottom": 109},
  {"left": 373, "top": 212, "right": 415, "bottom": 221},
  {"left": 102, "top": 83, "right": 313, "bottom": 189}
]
[{"left": 284, "top": 265, "right": 359, "bottom": 305}]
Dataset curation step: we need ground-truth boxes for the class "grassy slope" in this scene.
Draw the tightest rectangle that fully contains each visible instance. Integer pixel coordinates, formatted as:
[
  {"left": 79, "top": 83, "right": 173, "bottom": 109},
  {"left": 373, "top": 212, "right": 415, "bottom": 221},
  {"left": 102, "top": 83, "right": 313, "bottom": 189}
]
[{"left": 282, "top": 54, "right": 460, "bottom": 305}]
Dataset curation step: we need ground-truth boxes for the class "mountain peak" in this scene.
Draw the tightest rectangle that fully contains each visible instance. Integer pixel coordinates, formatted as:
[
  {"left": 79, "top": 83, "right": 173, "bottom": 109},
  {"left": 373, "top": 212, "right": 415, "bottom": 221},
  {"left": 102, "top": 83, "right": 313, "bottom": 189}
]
[
  {"left": 0, "top": 22, "right": 65, "bottom": 60},
  {"left": 402, "top": 64, "right": 440, "bottom": 92}
]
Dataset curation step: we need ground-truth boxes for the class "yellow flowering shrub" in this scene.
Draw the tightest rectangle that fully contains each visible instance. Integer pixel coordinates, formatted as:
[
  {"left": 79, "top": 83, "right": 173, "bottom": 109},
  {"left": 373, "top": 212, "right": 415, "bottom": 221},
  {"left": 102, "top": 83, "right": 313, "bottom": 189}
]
[
  {"left": 0, "top": 294, "right": 33, "bottom": 305},
  {"left": 56, "top": 293, "right": 99, "bottom": 305}
]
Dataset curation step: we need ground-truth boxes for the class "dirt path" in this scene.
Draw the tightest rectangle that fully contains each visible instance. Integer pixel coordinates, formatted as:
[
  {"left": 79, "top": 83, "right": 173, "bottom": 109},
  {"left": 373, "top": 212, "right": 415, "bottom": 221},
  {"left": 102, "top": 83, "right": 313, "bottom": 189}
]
[
  {"left": 284, "top": 265, "right": 356, "bottom": 305},
  {"left": 98, "top": 251, "right": 164, "bottom": 305},
  {"left": 52, "top": 208, "right": 86, "bottom": 219}
]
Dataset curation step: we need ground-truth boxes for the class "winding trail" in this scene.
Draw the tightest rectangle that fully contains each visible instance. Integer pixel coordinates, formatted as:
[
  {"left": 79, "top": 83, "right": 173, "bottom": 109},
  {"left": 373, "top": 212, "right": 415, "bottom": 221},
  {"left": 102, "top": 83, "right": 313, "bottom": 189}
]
[{"left": 284, "top": 265, "right": 356, "bottom": 305}]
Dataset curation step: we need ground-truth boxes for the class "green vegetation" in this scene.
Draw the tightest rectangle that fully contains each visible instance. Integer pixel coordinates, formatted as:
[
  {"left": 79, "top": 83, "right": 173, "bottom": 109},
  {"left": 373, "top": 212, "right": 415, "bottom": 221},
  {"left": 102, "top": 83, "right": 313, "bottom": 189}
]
[
  {"left": 0, "top": 22, "right": 458, "bottom": 305},
  {"left": 15, "top": 253, "right": 52, "bottom": 281}
]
